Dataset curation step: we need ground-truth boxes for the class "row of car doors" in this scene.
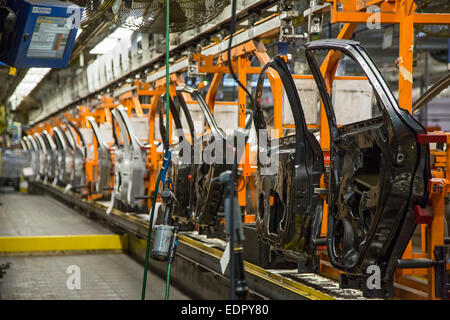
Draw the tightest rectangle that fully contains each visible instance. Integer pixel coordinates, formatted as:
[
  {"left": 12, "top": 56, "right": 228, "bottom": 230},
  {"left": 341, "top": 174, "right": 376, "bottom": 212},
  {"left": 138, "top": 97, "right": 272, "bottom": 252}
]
[
  {"left": 22, "top": 39, "right": 432, "bottom": 297},
  {"left": 22, "top": 120, "right": 87, "bottom": 191},
  {"left": 112, "top": 39, "right": 430, "bottom": 295},
  {"left": 251, "top": 39, "right": 430, "bottom": 295}
]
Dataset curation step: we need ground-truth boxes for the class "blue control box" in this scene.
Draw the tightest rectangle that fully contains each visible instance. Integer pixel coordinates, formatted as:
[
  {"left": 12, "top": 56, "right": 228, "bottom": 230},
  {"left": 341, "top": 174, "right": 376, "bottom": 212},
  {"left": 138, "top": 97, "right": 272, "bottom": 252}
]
[{"left": 1, "top": 0, "right": 82, "bottom": 68}]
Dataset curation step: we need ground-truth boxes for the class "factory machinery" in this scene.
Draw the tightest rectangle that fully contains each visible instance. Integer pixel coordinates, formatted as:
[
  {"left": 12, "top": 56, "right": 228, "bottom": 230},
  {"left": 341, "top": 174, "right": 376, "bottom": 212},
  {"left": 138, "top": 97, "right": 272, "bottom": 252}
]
[{"left": 14, "top": 0, "right": 450, "bottom": 300}]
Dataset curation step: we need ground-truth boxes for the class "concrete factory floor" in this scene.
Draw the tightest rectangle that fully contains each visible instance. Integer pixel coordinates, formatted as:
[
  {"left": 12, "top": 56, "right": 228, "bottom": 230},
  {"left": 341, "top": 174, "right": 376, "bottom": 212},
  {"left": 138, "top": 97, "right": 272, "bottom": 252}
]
[
  {"left": 0, "top": 191, "right": 190, "bottom": 300},
  {"left": 0, "top": 192, "right": 113, "bottom": 236}
]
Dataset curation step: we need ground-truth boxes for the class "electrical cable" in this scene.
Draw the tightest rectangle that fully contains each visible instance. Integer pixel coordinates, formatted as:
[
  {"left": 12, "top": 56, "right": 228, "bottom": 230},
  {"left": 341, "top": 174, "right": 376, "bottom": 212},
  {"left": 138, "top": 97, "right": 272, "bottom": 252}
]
[{"left": 141, "top": 0, "right": 171, "bottom": 300}]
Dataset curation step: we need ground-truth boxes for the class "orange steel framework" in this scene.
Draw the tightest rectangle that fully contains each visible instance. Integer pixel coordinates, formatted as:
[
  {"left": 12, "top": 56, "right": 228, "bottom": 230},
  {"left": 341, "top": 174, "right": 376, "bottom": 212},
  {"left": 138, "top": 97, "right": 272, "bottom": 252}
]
[
  {"left": 25, "top": 1, "right": 449, "bottom": 299},
  {"left": 76, "top": 105, "right": 104, "bottom": 200}
]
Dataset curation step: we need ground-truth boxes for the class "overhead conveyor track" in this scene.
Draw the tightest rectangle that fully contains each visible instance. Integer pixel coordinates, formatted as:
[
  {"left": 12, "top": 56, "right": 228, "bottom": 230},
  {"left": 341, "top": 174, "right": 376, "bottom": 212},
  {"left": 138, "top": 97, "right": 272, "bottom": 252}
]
[{"left": 29, "top": 0, "right": 282, "bottom": 126}]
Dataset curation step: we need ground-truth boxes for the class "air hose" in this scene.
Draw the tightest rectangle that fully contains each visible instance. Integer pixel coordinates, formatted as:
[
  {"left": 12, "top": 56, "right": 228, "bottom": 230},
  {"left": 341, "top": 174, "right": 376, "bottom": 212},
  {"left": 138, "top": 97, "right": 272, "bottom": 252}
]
[{"left": 141, "top": 0, "right": 171, "bottom": 301}]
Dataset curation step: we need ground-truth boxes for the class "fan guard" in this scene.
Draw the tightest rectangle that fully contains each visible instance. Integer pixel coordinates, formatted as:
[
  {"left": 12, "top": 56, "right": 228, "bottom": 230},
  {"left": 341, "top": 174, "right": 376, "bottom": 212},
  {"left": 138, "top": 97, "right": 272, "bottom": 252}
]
[
  {"left": 71, "top": 0, "right": 116, "bottom": 28},
  {"left": 109, "top": 0, "right": 230, "bottom": 34}
]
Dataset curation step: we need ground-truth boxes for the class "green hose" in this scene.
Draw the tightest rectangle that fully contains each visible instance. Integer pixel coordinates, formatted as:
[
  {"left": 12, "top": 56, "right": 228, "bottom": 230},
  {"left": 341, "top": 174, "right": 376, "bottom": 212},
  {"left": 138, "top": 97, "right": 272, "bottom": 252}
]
[
  {"left": 165, "top": 263, "right": 171, "bottom": 300},
  {"left": 140, "top": 0, "right": 170, "bottom": 300},
  {"left": 140, "top": 169, "right": 162, "bottom": 300}
]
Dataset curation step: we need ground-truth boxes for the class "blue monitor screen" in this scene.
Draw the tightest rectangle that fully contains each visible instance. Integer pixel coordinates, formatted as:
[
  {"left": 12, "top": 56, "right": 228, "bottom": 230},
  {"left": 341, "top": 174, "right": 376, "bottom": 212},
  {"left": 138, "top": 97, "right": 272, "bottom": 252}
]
[{"left": 27, "top": 15, "right": 71, "bottom": 59}]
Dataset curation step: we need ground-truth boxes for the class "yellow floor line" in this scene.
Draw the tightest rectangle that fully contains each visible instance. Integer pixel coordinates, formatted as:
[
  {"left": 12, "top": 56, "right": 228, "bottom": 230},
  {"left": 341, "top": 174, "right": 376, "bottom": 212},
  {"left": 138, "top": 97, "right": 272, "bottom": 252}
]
[{"left": 0, "top": 234, "right": 128, "bottom": 253}]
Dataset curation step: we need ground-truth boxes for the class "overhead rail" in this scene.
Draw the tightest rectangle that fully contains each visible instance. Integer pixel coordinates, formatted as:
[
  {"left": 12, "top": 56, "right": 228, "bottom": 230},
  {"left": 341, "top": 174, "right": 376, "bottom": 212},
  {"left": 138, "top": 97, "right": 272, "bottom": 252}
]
[{"left": 29, "top": 0, "right": 282, "bottom": 126}]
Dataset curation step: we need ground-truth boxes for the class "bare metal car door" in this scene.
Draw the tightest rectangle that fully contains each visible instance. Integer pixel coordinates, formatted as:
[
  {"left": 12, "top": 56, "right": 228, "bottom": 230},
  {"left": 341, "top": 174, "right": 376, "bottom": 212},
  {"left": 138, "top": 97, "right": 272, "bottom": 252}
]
[
  {"left": 253, "top": 56, "right": 325, "bottom": 272},
  {"left": 52, "top": 126, "right": 70, "bottom": 185},
  {"left": 60, "top": 125, "right": 76, "bottom": 185},
  {"left": 20, "top": 137, "right": 28, "bottom": 151},
  {"left": 65, "top": 120, "right": 87, "bottom": 189},
  {"left": 21, "top": 137, "right": 37, "bottom": 179},
  {"left": 34, "top": 133, "right": 47, "bottom": 179},
  {"left": 305, "top": 39, "right": 430, "bottom": 296},
  {"left": 111, "top": 105, "right": 147, "bottom": 211},
  {"left": 42, "top": 130, "right": 57, "bottom": 182},
  {"left": 27, "top": 135, "right": 40, "bottom": 179},
  {"left": 87, "top": 116, "right": 113, "bottom": 198},
  {"left": 19, "top": 137, "right": 34, "bottom": 179},
  {"left": 157, "top": 93, "right": 197, "bottom": 222},
  {"left": 175, "top": 86, "right": 232, "bottom": 230}
]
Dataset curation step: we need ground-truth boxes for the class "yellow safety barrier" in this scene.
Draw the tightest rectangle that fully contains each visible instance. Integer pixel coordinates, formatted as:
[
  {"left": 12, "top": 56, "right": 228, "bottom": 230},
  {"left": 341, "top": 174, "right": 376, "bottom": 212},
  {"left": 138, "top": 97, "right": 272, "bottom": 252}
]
[{"left": 0, "top": 234, "right": 128, "bottom": 253}]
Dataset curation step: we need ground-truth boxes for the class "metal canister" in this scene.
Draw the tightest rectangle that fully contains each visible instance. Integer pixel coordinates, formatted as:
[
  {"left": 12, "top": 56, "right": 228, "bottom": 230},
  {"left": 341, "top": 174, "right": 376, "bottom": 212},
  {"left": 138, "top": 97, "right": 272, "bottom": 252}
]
[{"left": 151, "top": 224, "right": 175, "bottom": 261}]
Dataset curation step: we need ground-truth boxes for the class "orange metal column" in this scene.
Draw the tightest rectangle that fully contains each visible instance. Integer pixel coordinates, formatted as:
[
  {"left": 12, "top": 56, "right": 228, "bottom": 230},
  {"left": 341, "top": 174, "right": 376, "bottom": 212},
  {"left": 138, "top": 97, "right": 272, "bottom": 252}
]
[
  {"left": 237, "top": 56, "right": 248, "bottom": 208},
  {"left": 398, "top": 0, "right": 417, "bottom": 262},
  {"left": 398, "top": 0, "right": 416, "bottom": 113},
  {"left": 206, "top": 71, "right": 224, "bottom": 112}
]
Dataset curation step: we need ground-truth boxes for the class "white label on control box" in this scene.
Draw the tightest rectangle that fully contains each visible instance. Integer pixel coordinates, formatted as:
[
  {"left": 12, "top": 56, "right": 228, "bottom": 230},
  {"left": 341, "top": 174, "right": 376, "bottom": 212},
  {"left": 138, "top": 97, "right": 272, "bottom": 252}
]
[{"left": 32, "top": 7, "right": 52, "bottom": 14}]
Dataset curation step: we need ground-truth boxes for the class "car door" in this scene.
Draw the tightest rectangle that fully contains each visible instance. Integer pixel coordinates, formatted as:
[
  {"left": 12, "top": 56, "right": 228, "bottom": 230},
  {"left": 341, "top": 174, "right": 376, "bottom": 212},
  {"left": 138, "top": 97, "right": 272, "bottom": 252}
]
[
  {"left": 305, "top": 39, "right": 430, "bottom": 293},
  {"left": 61, "top": 125, "right": 79, "bottom": 185},
  {"left": 23, "top": 137, "right": 32, "bottom": 152},
  {"left": 42, "top": 130, "right": 57, "bottom": 182},
  {"left": 87, "top": 116, "right": 113, "bottom": 198},
  {"left": 27, "top": 135, "right": 40, "bottom": 179},
  {"left": 52, "top": 126, "right": 69, "bottom": 185},
  {"left": 20, "top": 137, "right": 36, "bottom": 180},
  {"left": 21, "top": 137, "right": 36, "bottom": 180},
  {"left": 157, "top": 93, "right": 197, "bottom": 222},
  {"left": 20, "top": 137, "right": 28, "bottom": 151},
  {"left": 34, "top": 133, "right": 47, "bottom": 179},
  {"left": 158, "top": 91, "right": 198, "bottom": 222},
  {"left": 65, "top": 120, "right": 87, "bottom": 188},
  {"left": 111, "top": 111, "right": 127, "bottom": 207},
  {"left": 111, "top": 106, "right": 147, "bottom": 211},
  {"left": 175, "top": 86, "right": 232, "bottom": 230},
  {"left": 253, "top": 56, "right": 325, "bottom": 272}
]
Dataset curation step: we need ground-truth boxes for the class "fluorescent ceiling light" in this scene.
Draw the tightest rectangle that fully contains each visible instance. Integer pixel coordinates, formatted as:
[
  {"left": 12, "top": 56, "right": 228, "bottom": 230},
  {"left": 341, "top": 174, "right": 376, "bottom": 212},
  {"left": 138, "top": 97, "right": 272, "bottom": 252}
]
[
  {"left": 89, "top": 27, "right": 133, "bottom": 55},
  {"left": 9, "top": 68, "right": 51, "bottom": 110}
]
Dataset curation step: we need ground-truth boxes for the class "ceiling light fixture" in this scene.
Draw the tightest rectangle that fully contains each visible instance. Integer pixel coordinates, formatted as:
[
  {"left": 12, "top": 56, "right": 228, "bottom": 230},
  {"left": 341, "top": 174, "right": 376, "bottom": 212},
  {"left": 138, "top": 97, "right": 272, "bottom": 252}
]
[{"left": 9, "top": 68, "right": 51, "bottom": 110}]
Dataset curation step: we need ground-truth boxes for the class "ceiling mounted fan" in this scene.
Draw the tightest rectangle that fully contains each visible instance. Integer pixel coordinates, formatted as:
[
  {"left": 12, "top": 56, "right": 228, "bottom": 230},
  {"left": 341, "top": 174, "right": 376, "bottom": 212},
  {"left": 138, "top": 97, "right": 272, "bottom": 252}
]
[{"left": 108, "top": 0, "right": 230, "bottom": 34}]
